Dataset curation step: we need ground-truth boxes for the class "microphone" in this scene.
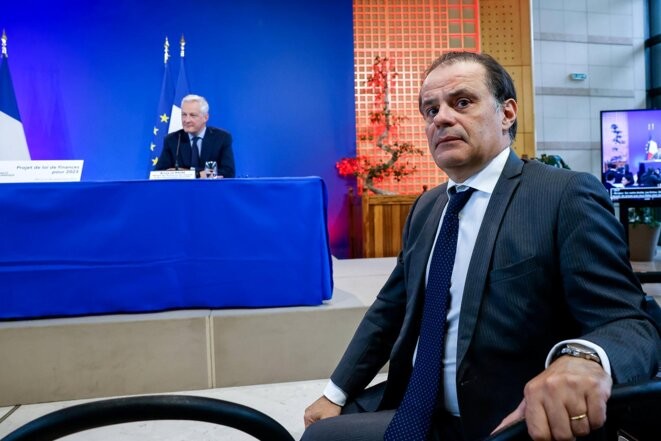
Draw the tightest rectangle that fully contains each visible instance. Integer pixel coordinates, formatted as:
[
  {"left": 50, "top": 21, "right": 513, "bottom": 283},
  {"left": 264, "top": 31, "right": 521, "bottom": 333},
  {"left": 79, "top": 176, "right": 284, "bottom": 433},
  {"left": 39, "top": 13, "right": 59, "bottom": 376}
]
[{"left": 174, "top": 131, "right": 182, "bottom": 170}]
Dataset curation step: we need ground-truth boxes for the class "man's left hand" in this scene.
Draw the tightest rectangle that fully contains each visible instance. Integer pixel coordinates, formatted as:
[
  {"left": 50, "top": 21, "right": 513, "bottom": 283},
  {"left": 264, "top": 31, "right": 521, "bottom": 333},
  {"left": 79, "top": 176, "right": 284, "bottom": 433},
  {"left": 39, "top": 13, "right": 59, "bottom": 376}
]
[{"left": 493, "top": 356, "right": 612, "bottom": 441}]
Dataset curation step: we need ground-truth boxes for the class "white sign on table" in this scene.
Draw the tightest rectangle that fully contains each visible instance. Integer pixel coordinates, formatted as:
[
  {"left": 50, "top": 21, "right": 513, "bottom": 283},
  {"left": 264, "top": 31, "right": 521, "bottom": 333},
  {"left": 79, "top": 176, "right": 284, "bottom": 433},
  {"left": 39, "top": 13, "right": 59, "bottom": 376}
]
[
  {"left": 149, "top": 170, "right": 196, "bottom": 180},
  {"left": 0, "top": 160, "right": 84, "bottom": 183}
]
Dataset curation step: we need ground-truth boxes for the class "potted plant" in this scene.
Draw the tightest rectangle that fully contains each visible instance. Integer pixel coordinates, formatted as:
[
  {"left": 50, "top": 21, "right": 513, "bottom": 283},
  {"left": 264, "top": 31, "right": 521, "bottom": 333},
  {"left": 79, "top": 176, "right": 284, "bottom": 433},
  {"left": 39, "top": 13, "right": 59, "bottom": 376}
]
[
  {"left": 628, "top": 207, "right": 661, "bottom": 261},
  {"left": 536, "top": 154, "right": 570, "bottom": 169},
  {"left": 337, "top": 56, "right": 425, "bottom": 257},
  {"left": 336, "top": 55, "right": 423, "bottom": 195}
]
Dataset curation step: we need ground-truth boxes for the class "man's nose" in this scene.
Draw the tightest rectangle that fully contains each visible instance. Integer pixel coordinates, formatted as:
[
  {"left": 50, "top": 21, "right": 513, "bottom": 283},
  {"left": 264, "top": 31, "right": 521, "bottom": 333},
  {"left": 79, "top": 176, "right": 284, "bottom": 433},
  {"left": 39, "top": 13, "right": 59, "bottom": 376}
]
[{"left": 433, "top": 105, "right": 454, "bottom": 126}]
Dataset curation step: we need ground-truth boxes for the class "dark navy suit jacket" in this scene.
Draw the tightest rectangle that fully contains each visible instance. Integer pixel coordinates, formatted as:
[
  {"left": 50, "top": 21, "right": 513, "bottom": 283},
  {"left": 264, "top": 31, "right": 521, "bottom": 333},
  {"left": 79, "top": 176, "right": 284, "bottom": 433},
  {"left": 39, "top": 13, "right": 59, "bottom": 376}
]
[
  {"left": 155, "top": 126, "right": 235, "bottom": 178},
  {"left": 329, "top": 151, "right": 660, "bottom": 440}
]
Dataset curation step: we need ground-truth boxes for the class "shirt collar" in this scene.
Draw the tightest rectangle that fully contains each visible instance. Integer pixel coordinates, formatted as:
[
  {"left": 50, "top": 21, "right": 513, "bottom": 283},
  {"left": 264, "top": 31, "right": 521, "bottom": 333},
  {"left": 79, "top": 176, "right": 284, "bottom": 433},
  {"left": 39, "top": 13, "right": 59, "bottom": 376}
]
[
  {"left": 188, "top": 127, "right": 207, "bottom": 141},
  {"left": 447, "top": 147, "right": 510, "bottom": 195}
]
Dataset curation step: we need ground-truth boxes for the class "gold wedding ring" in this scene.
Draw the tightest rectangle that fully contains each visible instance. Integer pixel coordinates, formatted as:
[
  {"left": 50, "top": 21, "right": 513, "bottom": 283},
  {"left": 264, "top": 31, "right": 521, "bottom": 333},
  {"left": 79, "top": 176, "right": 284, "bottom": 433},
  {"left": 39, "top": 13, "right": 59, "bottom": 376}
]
[{"left": 570, "top": 413, "right": 587, "bottom": 421}]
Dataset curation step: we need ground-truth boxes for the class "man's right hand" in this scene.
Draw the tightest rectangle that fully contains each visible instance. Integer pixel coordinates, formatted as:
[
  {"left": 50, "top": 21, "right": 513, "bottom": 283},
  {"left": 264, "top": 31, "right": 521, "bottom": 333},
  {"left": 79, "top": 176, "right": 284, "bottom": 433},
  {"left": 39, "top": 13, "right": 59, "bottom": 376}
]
[{"left": 304, "top": 396, "right": 342, "bottom": 428}]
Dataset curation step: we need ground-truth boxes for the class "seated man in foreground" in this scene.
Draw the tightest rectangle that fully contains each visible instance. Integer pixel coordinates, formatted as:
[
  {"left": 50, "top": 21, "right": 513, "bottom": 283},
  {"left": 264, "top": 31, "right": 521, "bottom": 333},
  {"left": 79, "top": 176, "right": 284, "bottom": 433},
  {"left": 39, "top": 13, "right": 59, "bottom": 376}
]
[{"left": 302, "top": 51, "right": 660, "bottom": 441}]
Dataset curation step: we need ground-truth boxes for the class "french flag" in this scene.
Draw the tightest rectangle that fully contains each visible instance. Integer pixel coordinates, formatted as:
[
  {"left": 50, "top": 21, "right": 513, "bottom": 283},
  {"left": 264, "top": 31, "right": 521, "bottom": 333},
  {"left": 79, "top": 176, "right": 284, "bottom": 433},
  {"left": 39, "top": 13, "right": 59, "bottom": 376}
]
[
  {"left": 0, "top": 30, "right": 30, "bottom": 161},
  {"left": 168, "top": 34, "right": 190, "bottom": 134},
  {"left": 150, "top": 37, "right": 175, "bottom": 171}
]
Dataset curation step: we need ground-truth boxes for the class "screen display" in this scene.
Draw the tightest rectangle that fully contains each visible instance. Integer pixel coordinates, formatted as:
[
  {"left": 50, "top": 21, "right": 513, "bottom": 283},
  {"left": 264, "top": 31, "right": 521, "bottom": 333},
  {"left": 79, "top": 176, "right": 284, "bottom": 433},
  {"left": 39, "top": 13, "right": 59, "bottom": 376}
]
[{"left": 600, "top": 108, "right": 661, "bottom": 201}]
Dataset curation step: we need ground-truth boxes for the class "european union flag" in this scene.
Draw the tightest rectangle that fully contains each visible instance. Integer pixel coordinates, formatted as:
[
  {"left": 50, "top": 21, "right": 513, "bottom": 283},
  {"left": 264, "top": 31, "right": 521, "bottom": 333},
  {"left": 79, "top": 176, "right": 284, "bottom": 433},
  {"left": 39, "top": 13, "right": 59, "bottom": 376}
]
[
  {"left": 149, "top": 37, "right": 174, "bottom": 171},
  {"left": 168, "top": 34, "right": 190, "bottom": 134},
  {"left": 0, "top": 30, "right": 30, "bottom": 160}
]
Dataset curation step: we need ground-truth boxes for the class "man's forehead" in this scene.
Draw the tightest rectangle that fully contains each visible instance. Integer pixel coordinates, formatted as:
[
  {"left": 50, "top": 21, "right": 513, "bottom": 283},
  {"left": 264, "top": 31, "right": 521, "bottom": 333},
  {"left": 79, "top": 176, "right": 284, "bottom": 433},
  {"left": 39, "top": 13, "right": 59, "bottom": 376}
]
[
  {"left": 424, "top": 61, "right": 485, "bottom": 84},
  {"left": 182, "top": 101, "right": 201, "bottom": 110},
  {"left": 421, "top": 62, "right": 487, "bottom": 96}
]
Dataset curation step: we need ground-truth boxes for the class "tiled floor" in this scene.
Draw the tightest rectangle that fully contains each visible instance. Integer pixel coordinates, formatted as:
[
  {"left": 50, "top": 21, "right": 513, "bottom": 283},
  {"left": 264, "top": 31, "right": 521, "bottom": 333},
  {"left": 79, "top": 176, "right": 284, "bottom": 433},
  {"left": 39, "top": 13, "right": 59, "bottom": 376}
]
[{"left": 0, "top": 373, "right": 388, "bottom": 440}]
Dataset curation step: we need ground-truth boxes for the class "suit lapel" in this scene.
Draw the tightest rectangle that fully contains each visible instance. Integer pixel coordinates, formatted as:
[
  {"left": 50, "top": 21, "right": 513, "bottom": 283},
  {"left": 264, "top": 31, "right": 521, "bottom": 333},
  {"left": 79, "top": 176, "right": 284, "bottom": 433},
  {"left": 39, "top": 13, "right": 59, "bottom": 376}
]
[
  {"left": 385, "top": 186, "right": 449, "bottom": 400},
  {"left": 199, "top": 128, "right": 217, "bottom": 163},
  {"left": 199, "top": 131, "right": 207, "bottom": 162},
  {"left": 456, "top": 151, "right": 524, "bottom": 368},
  {"left": 181, "top": 133, "right": 193, "bottom": 166},
  {"left": 407, "top": 186, "right": 450, "bottom": 299}
]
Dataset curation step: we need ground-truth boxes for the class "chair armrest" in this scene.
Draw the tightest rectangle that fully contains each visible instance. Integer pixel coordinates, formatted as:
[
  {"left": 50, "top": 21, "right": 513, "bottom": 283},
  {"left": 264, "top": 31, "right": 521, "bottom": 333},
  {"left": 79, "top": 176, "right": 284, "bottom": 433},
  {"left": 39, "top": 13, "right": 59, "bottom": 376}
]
[{"left": 484, "top": 379, "right": 661, "bottom": 441}]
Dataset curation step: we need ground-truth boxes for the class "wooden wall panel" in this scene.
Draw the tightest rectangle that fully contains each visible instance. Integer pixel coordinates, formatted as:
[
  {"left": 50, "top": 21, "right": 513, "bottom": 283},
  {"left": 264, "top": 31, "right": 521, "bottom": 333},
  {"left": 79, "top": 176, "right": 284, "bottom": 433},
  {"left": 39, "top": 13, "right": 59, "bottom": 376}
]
[{"left": 480, "top": 0, "right": 535, "bottom": 159}]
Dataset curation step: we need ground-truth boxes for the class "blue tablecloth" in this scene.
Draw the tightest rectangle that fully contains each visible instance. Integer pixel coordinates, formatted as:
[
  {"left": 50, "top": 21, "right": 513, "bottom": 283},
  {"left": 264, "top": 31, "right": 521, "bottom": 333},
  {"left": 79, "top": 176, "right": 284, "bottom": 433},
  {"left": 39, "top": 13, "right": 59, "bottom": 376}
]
[{"left": 0, "top": 178, "right": 333, "bottom": 320}]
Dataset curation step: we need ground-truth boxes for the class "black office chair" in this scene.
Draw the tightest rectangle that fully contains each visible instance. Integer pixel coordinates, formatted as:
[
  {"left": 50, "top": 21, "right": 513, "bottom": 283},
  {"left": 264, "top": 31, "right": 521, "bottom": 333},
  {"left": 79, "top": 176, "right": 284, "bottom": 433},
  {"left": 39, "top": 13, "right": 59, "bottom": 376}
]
[{"left": 0, "top": 395, "right": 295, "bottom": 441}]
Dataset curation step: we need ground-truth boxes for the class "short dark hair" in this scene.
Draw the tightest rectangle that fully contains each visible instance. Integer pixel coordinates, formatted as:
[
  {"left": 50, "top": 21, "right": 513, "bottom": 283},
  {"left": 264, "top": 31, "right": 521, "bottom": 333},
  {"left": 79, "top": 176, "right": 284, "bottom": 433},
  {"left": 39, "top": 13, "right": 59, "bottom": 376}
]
[{"left": 420, "top": 51, "right": 518, "bottom": 142}]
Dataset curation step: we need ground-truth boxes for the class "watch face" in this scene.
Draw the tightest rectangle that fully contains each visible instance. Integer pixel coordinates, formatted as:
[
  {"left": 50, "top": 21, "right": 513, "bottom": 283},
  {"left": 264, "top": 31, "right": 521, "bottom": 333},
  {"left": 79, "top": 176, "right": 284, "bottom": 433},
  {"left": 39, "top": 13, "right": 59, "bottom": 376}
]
[
  {"left": 562, "top": 343, "right": 601, "bottom": 364},
  {"left": 567, "top": 343, "right": 596, "bottom": 355}
]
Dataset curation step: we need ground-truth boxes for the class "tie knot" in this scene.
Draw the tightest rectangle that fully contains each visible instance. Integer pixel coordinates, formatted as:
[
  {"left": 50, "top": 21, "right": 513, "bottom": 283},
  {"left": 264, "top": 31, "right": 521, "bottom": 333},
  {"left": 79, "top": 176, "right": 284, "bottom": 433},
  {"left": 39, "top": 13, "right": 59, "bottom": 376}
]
[{"left": 447, "top": 186, "right": 475, "bottom": 215}]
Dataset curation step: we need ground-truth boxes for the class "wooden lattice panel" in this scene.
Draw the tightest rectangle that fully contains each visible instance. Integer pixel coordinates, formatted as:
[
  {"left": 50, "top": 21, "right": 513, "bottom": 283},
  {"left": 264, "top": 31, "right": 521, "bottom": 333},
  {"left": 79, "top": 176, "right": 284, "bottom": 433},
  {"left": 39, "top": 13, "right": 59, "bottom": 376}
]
[{"left": 353, "top": 0, "right": 480, "bottom": 195}]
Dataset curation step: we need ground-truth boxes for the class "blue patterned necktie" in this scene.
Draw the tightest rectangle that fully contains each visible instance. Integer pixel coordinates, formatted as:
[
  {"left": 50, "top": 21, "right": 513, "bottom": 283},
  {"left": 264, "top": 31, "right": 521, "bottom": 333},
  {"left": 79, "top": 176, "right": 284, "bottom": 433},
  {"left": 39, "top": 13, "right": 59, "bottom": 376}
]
[
  {"left": 191, "top": 136, "right": 201, "bottom": 168},
  {"left": 384, "top": 186, "right": 475, "bottom": 441}
]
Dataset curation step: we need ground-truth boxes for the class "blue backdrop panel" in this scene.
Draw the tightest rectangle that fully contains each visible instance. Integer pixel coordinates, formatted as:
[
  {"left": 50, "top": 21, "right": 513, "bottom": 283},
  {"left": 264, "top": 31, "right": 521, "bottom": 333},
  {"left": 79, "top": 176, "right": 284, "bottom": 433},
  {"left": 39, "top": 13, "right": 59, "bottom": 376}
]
[
  {"left": 3, "top": 0, "right": 356, "bottom": 256},
  {"left": 0, "top": 178, "right": 333, "bottom": 320}
]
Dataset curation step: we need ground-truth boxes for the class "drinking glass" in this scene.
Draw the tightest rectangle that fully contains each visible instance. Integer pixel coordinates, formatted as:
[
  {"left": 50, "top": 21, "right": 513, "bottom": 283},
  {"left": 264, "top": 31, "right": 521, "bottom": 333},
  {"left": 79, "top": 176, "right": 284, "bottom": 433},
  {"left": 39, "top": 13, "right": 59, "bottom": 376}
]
[{"left": 204, "top": 161, "right": 218, "bottom": 179}]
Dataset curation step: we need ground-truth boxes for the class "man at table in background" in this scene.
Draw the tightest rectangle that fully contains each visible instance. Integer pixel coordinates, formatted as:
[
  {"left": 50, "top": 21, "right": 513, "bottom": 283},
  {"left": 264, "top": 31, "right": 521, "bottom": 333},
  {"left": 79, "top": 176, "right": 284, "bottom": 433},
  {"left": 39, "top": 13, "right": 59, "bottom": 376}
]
[
  {"left": 302, "top": 51, "right": 660, "bottom": 441},
  {"left": 155, "top": 94, "right": 235, "bottom": 178}
]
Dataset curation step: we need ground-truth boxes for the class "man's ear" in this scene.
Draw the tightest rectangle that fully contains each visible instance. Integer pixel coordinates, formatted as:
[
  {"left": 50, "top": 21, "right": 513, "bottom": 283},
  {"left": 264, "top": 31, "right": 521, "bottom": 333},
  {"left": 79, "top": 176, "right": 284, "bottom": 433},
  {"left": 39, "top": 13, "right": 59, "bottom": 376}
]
[{"left": 501, "top": 98, "right": 517, "bottom": 132}]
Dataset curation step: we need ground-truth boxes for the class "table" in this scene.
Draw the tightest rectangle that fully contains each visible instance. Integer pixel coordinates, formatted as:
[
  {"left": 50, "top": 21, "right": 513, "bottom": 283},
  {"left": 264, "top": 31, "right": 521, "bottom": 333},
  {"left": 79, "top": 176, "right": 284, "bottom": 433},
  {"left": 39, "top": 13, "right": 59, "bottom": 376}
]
[{"left": 0, "top": 178, "right": 333, "bottom": 320}]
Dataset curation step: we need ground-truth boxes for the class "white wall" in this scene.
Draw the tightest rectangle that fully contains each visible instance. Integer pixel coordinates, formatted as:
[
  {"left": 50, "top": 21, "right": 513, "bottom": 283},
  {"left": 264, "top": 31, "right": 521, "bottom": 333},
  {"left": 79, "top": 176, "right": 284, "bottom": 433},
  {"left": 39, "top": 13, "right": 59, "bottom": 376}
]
[{"left": 532, "top": 0, "right": 647, "bottom": 176}]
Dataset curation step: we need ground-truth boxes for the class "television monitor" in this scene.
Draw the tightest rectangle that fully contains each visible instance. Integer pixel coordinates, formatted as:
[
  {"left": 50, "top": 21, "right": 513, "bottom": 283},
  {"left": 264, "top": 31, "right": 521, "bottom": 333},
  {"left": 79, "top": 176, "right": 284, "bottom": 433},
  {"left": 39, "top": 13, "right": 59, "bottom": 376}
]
[{"left": 600, "top": 108, "right": 661, "bottom": 201}]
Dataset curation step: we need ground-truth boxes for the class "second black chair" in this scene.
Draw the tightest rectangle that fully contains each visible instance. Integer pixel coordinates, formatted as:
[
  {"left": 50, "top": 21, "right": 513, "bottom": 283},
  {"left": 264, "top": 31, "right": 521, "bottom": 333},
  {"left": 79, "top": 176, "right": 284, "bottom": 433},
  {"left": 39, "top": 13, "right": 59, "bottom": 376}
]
[{"left": 1, "top": 394, "right": 295, "bottom": 441}]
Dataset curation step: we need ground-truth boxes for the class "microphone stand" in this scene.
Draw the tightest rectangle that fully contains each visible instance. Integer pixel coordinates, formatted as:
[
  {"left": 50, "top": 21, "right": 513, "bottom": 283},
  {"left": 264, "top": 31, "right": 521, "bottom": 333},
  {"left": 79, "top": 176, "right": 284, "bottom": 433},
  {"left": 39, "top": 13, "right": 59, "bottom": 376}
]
[{"left": 174, "top": 132, "right": 182, "bottom": 170}]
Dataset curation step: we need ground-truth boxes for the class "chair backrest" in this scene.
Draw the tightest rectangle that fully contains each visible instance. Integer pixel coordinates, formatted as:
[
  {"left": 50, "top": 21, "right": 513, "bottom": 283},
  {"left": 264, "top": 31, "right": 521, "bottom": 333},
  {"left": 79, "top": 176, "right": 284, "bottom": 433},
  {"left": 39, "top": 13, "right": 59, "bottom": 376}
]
[
  {"left": 0, "top": 395, "right": 295, "bottom": 441},
  {"left": 485, "top": 379, "right": 661, "bottom": 441}
]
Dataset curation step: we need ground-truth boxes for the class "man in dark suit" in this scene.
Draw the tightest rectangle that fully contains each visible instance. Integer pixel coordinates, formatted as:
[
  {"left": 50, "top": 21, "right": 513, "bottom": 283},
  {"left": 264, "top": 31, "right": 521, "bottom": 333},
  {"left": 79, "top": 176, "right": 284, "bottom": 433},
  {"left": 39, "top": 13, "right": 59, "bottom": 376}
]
[
  {"left": 302, "top": 52, "right": 660, "bottom": 441},
  {"left": 155, "top": 94, "right": 235, "bottom": 178}
]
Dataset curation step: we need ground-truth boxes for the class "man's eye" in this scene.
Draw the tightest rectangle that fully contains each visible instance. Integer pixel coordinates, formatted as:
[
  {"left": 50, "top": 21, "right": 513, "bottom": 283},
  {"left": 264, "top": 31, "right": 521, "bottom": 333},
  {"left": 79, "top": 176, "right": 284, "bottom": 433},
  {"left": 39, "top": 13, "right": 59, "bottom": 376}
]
[
  {"left": 456, "top": 98, "right": 470, "bottom": 109},
  {"left": 425, "top": 107, "right": 438, "bottom": 118}
]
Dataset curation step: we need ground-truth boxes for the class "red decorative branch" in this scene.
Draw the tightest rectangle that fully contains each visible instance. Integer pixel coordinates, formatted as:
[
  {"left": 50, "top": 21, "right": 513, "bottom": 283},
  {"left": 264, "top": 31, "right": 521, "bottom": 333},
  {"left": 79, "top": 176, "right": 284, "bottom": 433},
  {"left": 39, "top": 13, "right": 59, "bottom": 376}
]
[{"left": 337, "top": 56, "right": 423, "bottom": 194}]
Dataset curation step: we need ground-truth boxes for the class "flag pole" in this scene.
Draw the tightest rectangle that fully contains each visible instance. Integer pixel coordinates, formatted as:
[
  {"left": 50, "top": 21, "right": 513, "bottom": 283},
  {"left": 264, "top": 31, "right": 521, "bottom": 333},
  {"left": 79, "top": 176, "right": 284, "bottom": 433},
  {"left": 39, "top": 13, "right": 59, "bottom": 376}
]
[
  {"left": 163, "top": 36, "right": 170, "bottom": 65},
  {"left": 2, "top": 29, "right": 8, "bottom": 58}
]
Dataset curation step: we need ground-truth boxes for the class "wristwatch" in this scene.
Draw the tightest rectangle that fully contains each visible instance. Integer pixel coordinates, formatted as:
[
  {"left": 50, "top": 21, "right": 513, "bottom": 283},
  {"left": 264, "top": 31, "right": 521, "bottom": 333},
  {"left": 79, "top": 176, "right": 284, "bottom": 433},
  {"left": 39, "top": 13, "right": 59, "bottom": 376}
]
[{"left": 553, "top": 343, "right": 602, "bottom": 365}]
